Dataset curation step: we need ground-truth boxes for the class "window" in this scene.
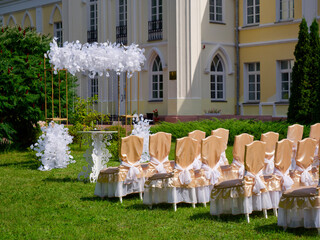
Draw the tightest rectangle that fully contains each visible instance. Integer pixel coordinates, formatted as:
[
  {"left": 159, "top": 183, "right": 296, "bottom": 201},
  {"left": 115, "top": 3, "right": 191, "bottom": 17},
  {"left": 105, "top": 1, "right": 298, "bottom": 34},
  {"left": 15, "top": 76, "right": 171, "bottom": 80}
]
[
  {"left": 279, "top": 0, "right": 294, "bottom": 20},
  {"left": 247, "top": 62, "right": 260, "bottom": 101},
  {"left": 54, "top": 22, "right": 63, "bottom": 47},
  {"left": 88, "top": 0, "right": 98, "bottom": 43},
  {"left": 148, "top": 0, "right": 162, "bottom": 41},
  {"left": 279, "top": 60, "right": 293, "bottom": 101},
  {"left": 246, "top": 0, "right": 260, "bottom": 25},
  {"left": 209, "top": 0, "right": 223, "bottom": 22},
  {"left": 90, "top": 77, "right": 99, "bottom": 98},
  {"left": 210, "top": 55, "right": 224, "bottom": 100},
  {"left": 116, "top": 0, "right": 127, "bottom": 45},
  {"left": 151, "top": 56, "right": 163, "bottom": 100}
]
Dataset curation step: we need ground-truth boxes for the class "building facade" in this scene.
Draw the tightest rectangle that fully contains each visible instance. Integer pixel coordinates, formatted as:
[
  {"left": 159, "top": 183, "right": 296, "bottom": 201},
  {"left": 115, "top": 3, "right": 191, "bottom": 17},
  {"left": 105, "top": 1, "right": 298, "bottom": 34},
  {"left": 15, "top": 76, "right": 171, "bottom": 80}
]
[{"left": 0, "top": 0, "right": 319, "bottom": 121}]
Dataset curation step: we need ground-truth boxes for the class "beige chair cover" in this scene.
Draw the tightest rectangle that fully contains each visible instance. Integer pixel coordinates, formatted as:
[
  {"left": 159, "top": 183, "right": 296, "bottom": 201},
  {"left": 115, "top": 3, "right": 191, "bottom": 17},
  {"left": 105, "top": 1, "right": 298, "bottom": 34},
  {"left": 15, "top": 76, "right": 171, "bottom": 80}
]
[
  {"left": 291, "top": 138, "right": 317, "bottom": 187},
  {"left": 310, "top": 123, "right": 320, "bottom": 168},
  {"left": 287, "top": 124, "right": 304, "bottom": 147},
  {"left": 221, "top": 133, "right": 254, "bottom": 180},
  {"left": 188, "top": 130, "right": 206, "bottom": 170},
  {"left": 145, "top": 132, "right": 172, "bottom": 178},
  {"left": 261, "top": 132, "right": 279, "bottom": 175},
  {"left": 211, "top": 128, "right": 229, "bottom": 165}
]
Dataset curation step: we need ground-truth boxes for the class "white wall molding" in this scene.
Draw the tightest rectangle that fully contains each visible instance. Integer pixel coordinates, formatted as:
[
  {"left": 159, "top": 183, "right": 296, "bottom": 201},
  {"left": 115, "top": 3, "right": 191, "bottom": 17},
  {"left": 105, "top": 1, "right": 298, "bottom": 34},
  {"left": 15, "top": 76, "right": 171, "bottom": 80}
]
[
  {"left": 6, "top": 14, "right": 17, "bottom": 25},
  {"left": 239, "top": 38, "right": 297, "bottom": 47},
  {"left": 49, "top": 4, "right": 62, "bottom": 24},
  {"left": 36, "top": 7, "right": 43, "bottom": 33},
  {"left": 143, "top": 47, "right": 167, "bottom": 71},
  {"left": 0, "top": 0, "right": 61, "bottom": 15},
  {"left": 204, "top": 44, "right": 234, "bottom": 75},
  {"left": 21, "top": 11, "right": 34, "bottom": 28}
]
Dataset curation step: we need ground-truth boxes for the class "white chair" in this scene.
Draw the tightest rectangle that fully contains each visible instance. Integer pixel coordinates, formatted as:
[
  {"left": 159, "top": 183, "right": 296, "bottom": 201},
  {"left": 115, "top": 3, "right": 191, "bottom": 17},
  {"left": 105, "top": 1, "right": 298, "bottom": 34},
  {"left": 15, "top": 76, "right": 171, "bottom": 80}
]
[
  {"left": 188, "top": 130, "right": 206, "bottom": 171},
  {"left": 94, "top": 135, "right": 144, "bottom": 203},
  {"left": 211, "top": 128, "right": 229, "bottom": 165},
  {"left": 287, "top": 124, "right": 304, "bottom": 169},
  {"left": 260, "top": 131, "right": 279, "bottom": 175},
  {"left": 210, "top": 141, "right": 273, "bottom": 223},
  {"left": 310, "top": 123, "right": 320, "bottom": 168}
]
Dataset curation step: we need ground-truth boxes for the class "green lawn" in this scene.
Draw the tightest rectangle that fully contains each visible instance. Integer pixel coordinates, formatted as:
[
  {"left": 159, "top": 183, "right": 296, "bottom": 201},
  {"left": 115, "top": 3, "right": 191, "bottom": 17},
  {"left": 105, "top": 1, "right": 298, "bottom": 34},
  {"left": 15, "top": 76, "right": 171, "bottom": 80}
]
[{"left": 0, "top": 145, "right": 318, "bottom": 239}]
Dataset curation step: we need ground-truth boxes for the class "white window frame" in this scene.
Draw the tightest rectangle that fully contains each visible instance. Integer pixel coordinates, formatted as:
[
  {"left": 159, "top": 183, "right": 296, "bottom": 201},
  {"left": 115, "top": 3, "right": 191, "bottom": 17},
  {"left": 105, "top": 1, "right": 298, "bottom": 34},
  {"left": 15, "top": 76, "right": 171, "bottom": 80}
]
[
  {"left": 276, "top": 60, "right": 293, "bottom": 102},
  {"left": 89, "top": 77, "right": 99, "bottom": 98},
  {"left": 209, "top": 0, "right": 224, "bottom": 23},
  {"left": 54, "top": 21, "right": 63, "bottom": 47},
  {"left": 245, "top": 62, "right": 260, "bottom": 102},
  {"left": 150, "top": 55, "right": 163, "bottom": 101},
  {"left": 87, "top": 0, "right": 98, "bottom": 31},
  {"left": 210, "top": 55, "right": 225, "bottom": 100},
  {"left": 118, "top": 0, "right": 127, "bottom": 27},
  {"left": 277, "top": 0, "right": 294, "bottom": 21},
  {"left": 244, "top": 0, "right": 260, "bottom": 26},
  {"left": 150, "top": 0, "right": 162, "bottom": 21}
]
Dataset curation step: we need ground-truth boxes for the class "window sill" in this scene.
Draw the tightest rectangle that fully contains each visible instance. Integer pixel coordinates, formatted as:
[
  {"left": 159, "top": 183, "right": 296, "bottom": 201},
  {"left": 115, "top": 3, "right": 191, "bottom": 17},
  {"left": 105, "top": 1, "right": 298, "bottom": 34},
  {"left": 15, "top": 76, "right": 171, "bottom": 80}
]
[
  {"left": 243, "top": 102, "right": 260, "bottom": 105},
  {"left": 275, "top": 101, "right": 289, "bottom": 105},
  {"left": 242, "top": 23, "right": 259, "bottom": 28},
  {"left": 275, "top": 19, "right": 294, "bottom": 24},
  {"left": 148, "top": 99, "right": 163, "bottom": 103},
  {"left": 211, "top": 100, "right": 227, "bottom": 102},
  {"left": 209, "top": 21, "right": 226, "bottom": 25}
]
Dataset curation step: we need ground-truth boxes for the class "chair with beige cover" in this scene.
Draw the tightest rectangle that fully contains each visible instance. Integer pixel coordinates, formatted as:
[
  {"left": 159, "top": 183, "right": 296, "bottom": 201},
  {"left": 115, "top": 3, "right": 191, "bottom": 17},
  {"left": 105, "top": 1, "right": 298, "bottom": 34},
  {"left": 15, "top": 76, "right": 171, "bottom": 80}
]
[
  {"left": 260, "top": 132, "right": 279, "bottom": 175},
  {"left": 287, "top": 124, "right": 304, "bottom": 169},
  {"left": 277, "top": 139, "right": 320, "bottom": 233},
  {"left": 94, "top": 135, "right": 144, "bottom": 203},
  {"left": 188, "top": 130, "right": 206, "bottom": 171},
  {"left": 220, "top": 133, "right": 254, "bottom": 180},
  {"left": 211, "top": 128, "right": 229, "bottom": 165},
  {"left": 265, "top": 139, "right": 293, "bottom": 214},
  {"left": 144, "top": 136, "right": 198, "bottom": 211},
  {"left": 310, "top": 123, "right": 320, "bottom": 167},
  {"left": 196, "top": 135, "right": 225, "bottom": 205},
  {"left": 144, "top": 132, "right": 173, "bottom": 178},
  {"left": 290, "top": 138, "right": 318, "bottom": 188},
  {"left": 210, "top": 141, "right": 273, "bottom": 222}
]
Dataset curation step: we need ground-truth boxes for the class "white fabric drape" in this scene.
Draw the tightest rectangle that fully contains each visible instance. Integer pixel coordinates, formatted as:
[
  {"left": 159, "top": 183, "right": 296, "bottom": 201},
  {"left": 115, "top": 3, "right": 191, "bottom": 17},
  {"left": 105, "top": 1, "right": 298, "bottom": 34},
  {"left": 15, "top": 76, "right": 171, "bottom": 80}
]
[
  {"left": 121, "top": 161, "right": 141, "bottom": 184},
  {"left": 201, "top": 157, "right": 225, "bottom": 185},
  {"left": 193, "top": 154, "right": 202, "bottom": 171},
  {"left": 290, "top": 147, "right": 297, "bottom": 170},
  {"left": 233, "top": 159, "right": 244, "bottom": 179},
  {"left": 246, "top": 170, "right": 266, "bottom": 194},
  {"left": 274, "top": 168, "right": 294, "bottom": 191},
  {"left": 220, "top": 151, "right": 229, "bottom": 165},
  {"left": 296, "top": 165, "right": 314, "bottom": 186},
  {"left": 175, "top": 163, "right": 193, "bottom": 185},
  {"left": 150, "top": 156, "right": 169, "bottom": 174},
  {"left": 264, "top": 156, "right": 275, "bottom": 175}
]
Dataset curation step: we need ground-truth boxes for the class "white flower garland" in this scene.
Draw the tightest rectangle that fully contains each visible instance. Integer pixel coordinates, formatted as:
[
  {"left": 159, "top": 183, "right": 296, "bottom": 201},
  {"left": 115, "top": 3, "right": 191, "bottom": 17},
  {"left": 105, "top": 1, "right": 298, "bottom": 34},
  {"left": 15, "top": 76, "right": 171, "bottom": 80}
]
[
  {"left": 31, "top": 122, "right": 74, "bottom": 171},
  {"left": 45, "top": 39, "right": 146, "bottom": 78}
]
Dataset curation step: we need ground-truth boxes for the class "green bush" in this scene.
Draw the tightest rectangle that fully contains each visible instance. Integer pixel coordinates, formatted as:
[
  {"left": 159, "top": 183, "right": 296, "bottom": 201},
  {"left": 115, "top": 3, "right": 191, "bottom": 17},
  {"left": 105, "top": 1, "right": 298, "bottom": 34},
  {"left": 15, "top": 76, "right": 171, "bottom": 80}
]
[
  {"left": 150, "top": 118, "right": 311, "bottom": 145},
  {"left": 105, "top": 125, "right": 127, "bottom": 162}
]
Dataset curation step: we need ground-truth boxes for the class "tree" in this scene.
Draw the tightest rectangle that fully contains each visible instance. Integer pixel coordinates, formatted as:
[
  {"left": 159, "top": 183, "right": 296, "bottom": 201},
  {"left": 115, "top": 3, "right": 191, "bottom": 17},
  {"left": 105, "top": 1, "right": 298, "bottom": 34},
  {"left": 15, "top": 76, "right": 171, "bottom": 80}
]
[
  {"left": 287, "top": 18, "right": 313, "bottom": 124},
  {"left": 0, "top": 26, "right": 76, "bottom": 148},
  {"left": 309, "top": 19, "right": 320, "bottom": 123}
]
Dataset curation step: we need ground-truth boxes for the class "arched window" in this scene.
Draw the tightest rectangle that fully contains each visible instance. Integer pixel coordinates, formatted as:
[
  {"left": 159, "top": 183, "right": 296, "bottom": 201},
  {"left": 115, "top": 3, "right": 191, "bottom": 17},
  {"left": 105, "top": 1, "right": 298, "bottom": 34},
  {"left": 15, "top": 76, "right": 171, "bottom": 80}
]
[
  {"left": 210, "top": 55, "right": 225, "bottom": 100},
  {"left": 151, "top": 55, "right": 163, "bottom": 100}
]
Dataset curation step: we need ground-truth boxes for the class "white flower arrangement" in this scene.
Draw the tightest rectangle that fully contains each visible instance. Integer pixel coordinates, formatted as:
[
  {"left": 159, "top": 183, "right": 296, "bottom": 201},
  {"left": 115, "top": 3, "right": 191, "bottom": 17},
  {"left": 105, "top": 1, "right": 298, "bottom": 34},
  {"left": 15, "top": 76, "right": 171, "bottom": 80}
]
[
  {"left": 45, "top": 39, "right": 146, "bottom": 78},
  {"left": 30, "top": 121, "right": 74, "bottom": 171}
]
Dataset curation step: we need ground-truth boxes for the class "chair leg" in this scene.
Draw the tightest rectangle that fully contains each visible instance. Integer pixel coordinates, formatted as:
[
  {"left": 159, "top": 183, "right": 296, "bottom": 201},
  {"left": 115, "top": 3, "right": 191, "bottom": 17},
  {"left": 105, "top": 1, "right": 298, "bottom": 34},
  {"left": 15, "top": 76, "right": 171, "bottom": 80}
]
[
  {"left": 192, "top": 203, "right": 196, "bottom": 208},
  {"left": 273, "top": 208, "right": 278, "bottom": 217},
  {"left": 203, "top": 202, "right": 207, "bottom": 207},
  {"left": 119, "top": 197, "right": 123, "bottom": 203},
  {"left": 263, "top": 209, "right": 268, "bottom": 219},
  {"left": 173, "top": 203, "right": 177, "bottom": 212},
  {"left": 139, "top": 192, "right": 143, "bottom": 200},
  {"left": 149, "top": 205, "right": 152, "bottom": 210},
  {"left": 246, "top": 213, "right": 250, "bottom": 223}
]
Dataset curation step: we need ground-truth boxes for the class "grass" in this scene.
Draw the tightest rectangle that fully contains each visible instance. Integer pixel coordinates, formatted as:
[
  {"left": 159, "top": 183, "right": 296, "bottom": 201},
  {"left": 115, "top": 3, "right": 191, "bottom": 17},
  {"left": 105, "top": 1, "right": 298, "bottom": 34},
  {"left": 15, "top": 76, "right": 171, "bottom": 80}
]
[{"left": 0, "top": 145, "right": 319, "bottom": 239}]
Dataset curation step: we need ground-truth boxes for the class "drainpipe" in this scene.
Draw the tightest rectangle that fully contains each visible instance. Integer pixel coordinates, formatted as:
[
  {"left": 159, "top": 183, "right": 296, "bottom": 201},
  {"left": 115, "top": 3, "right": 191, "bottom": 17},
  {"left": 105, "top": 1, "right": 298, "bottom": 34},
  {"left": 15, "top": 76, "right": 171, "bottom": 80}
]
[{"left": 235, "top": 0, "right": 240, "bottom": 115}]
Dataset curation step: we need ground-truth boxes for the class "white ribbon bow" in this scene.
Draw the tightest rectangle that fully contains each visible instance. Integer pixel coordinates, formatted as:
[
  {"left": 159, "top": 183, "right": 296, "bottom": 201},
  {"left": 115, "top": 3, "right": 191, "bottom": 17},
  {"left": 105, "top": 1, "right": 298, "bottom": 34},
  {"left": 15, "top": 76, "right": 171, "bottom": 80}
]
[
  {"left": 121, "top": 161, "right": 141, "bottom": 184},
  {"left": 296, "top": 165, "right": 314, "bottom": 186},
  {"left": 150, "top": 156, "right": 169, "bottom": 174},
  {"left": 232, "top": 159, "right": 245, "bottom": 179},
  {"left": 219, "top": 151, "right": 228, "bottom": 165},
  {"left": 175, "top": 163, "right": 193, "bottom": 185},
  {"left": 246, "top": 170, "right": 266, "bottom": 194},
  {"left": 193, "top": 154, "right": 202, "bottom": 171},
  {"left": 264, "top": 155, "right": 275, "bottom": 175},
  {"left": 274, "top": 168, "right": 294, "bottom": 191},
  {"left": 202, "top": 156, "right": 224, "bottom": 185}
]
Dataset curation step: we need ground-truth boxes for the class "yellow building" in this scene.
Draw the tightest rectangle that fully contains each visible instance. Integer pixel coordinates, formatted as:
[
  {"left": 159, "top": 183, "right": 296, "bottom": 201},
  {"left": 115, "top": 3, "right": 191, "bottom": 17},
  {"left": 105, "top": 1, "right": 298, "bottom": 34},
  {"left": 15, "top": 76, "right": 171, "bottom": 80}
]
[{"left": 0, "top": 0, "right": 319, "bottom": 120}]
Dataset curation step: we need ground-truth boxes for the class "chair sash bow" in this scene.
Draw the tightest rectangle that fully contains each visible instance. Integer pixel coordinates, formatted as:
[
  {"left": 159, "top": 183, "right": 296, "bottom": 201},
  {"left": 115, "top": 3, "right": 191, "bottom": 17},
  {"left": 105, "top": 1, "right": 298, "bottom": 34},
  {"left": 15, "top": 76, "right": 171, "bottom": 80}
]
[
  {"left": 233, "top": 159, "right": 245, "bottom": 179},
  {"left": 150, "top": 156, "right": 169, "bottom": 174},
  {"left": 264, "top": 155, "right": 275, "bottom": 175},
  {"left": 274, "top": 168, "right": 294, "bottom": 191},
  {"left": 202, "top": 156, "right": 224, "bottom": 185},
  {"left": 220, "top": 151, "right": 228, "bottom": 165},
  {"left": 121, "top": 160, "right": 141, "bottom": 184},
  {"left": 175, "top": 163, "right": 193, "bottom": 185},
  {"left": 246, "top": 170, "right": 266, "bottom": 194},
  {"left": 296, "top": 165, "right": 314, "bottom": 186},
  {"left": 193, "top": 154, "right": 202, "bottom": 171}
]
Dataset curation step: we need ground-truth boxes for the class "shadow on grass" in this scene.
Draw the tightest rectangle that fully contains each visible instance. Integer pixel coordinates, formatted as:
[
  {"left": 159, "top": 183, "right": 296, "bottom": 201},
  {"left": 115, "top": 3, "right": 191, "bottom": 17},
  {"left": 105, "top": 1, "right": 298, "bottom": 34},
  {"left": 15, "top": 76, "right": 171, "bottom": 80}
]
[
  {"left": 80, "top": 196, "right": 120, "bottom": 203},
  {"left": 128, "top": 202, "right": 204, "bottom": 211},
  {"left": 0, "top": 160, "right": 40, "bottom": 170},
  {"left": 190, "top": 212, "right": 245, "bottom": 222},
  {"left": 43, "top": 177, "right": 78, "bottom": 183},
  {"left": 255, "top": 223, "right": 319, "bottom": 237}
]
